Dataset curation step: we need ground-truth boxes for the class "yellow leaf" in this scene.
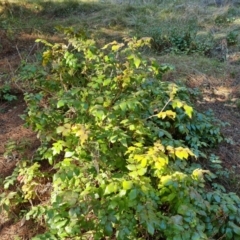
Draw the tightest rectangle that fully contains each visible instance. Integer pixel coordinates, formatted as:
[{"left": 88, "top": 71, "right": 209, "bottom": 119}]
[
  {"left": 157, "top": 112, "right": 166, "bottom": 119},
  {"left": 175, "top": 147, "right": 189, "bottom": 160},
  {"left": 112, "top": 43, "right": 124, "bottom": 51},
  {"left": 141, "top": 158, "right": 147, "bottom": 167},
  {"left": 64, "top": 123, "right": 71, "bottom": 129},
  {"left": 169, "top": 84, "right": 178, "bottom": 99},
  {"left": 122, "top": 181, "right": 133, "bottom": 190},
  {"left": 183, "top": 105, "right": 193, "bottom": 118},
  {"left": 172, "top": 99, "right": 183, "bottom": 109},
  {"left": 56, "top": 126, "right": 65, "bottom": 134},
  {"left": 74, "top": 124, "right": 89, "bottom": 145},
  {"left": 158, "top": 110, "right": 176, "bottom": 119},
  {"left": 160, "top": 175, "right": 172, "bottom": 185},
  {"left": 155, "top": 154, "right": 168, "bottom": 169}
]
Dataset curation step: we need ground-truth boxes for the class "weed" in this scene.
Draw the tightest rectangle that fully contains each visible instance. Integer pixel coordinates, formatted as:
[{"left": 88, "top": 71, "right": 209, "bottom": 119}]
[
  {"left": 236, "top": 99, "right": 240, "bottom": 110},
  {"left": 0, "top": 84, "right": 17, "bottom": 102},
  {"left": 227, "top": 31, "right": 238, "bottom": 46},
  {"left": 215, "top": 15, "right": 235, "bottom": 25},
  {"left": 146, "top": 27, "right": 213, "bottom": 55}
]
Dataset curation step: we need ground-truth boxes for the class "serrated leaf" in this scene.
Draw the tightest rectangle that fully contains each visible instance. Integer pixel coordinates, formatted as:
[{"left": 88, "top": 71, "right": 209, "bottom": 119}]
[
  {"left": 105, "top": 222, "right": 113, "bottom": 235},
  {"left": 122, "top": 180, "right": 133, "bottom": 190},
  {"left": 75, "top": 124, "right": 89, "bottom": 145},
  {"left": 111, "top": 43, "right": 124, "bottom": 51},
  {"left": 103, "top": 78, "right": 111, "bottom": 86},
  {"left": 56, "top": 126, "right": 65, "bottom": 134},
  {"left": 119, "top": 101, "right": 127, "bottom": 111},
  {"left": 169, "top": 84, "right": 178, "bottom": 99},
  {"left": 229, "top": 221, "right": 240, "bottom": 235},
  {"left": 147, "top": 223, "right": 155, "bottom": 235},
  {"left": 175, "top": 147, "right": 189, "bottom": 160},
  {"left": 129, "top": 189, "right": 137, "bottom": 200},
  {"left": 134, "top": 57, "right": 141, "bottom": 68},
  {"left": 127, "top": 164, "right": 138, "bottom": 171},
  {"left": 183, "top": 105, "right": 193, "bottom": 118},
  {"left": 141, "top": 158, "right": 147, "bottom": 167},
  {"left": 104, "top": 183, "right": 118, "bottom": 195},
  {"left": 158, "top": 110, "right": 176, "bottom": 120},
  {"left": 213, "top": 194, "right": 221, "bottom": 203},
  {"left": 137, "top": 168, "right": 147, "bottom": 176},
  {"left": 226, "top": 228, "right": 233, "bottom": 239},
  {"left": 192, "top": 232, "right": 201, "bottom": 240},
  {"left": 54, "top": 219, "right": 68, "bottom": 229},
  {"left": 119, "top": 189, "right": 127, "bottom": 197},
  {"left": 171, "top": 215, "right": 183, "bottom": 225},
  {"left": 36, "top": 38, "right": 53, "bottom": 46},
  {"left": 172, "top": 99, "right": 183, "bottom": 109},
  {"left": 64, "top": 151, "right": 74, "bottom": 158},
  {"left": 52, "top": 140, "right": 66, "bottom": 155}
]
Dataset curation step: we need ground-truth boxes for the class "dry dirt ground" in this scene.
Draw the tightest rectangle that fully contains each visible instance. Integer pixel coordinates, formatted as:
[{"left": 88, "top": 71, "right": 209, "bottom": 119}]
[
  {"left": 194, "top": 75, "right": 240, "bottom": 173},
  {"left": 0, "top": 30, "right": 240, "bottom": 240},
  {"left": 0, "top": 98, "right": 43, "bottom": 239},
  {"left": 0, "top": 31, "right": 43, "bottom": 239}
]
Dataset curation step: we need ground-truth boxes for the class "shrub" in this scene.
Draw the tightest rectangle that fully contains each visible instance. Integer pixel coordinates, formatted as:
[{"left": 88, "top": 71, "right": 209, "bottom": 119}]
[
  {"left": 146, "top": 27, "right": 213, "bottom": 55},
  {"left": 226, "top": 31, "right": 238, "bottom": 46},
  {"left": 2, "top": 27, "right": 240, "bottom": 239}
]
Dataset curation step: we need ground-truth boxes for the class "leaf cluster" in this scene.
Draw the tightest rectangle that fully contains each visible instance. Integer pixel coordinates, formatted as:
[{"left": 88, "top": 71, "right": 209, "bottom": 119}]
[
  {"left": 0, "top": 84, "right": 17, "bottom": 102},
  {"left": 1, "top": 27, "right": 240, "bottom": 239}
]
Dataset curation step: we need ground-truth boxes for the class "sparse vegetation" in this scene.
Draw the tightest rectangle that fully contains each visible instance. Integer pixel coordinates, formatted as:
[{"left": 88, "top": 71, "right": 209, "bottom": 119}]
[
  {"left": 0, "top": 84, "right": 17, "bottom": 102},
  {"left": 1, "top": 0, "right": 240, "bottom": 239}
]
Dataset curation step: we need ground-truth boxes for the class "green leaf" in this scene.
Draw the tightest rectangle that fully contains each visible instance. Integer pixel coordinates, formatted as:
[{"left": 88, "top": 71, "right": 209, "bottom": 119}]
[
  {"left": 103, "top": 78, "right": 111, "bottom": 86},
  {"left": 129, "top": 189, "right": 137, "bottom": 200},
  {"left": 57, "top": 99, "right": 65, "bottom": 108},
  {"left": 54, "top": 219, "right": 68, "bottom": 229},
  {"left": 213, "top": 194, "right": 221, "bottom": 203},
  {"left": 171, "top": 215, "right": 183, "bottom": 225},
  {"left": 127, "top": 164, "right": 138, "bottom": 171},
  {"left": 191, "top": 232, "right": 201, "bottom": 240},
  {"left": 229, "top": 221, "right": 240, "bottom": 235},
  {"left": 104, "top": 183, "right": 118, "bottom": 195},
  {"left": 134, "top": 57, "right": 141, "bottom": 68},
  {"left": 56, "top": 126, "right": 65, "bottom": 134},
  {"left": 119, "top": 101, "right": 127, "bottom": 111},
  {"left": 52, "top": 140, "right": 66, "bottom": 155},
  {"left": 119, "top": 189, "right": 127, "bottom": 197},
  {"left": 147, "top": 223, "right": 155, "bottom": 235},
  {"left": 226, "top": 228, "right": 233, "bottom": 239},
  {"left": 105, "top": 222, "right": 113, "bottom": 235}
]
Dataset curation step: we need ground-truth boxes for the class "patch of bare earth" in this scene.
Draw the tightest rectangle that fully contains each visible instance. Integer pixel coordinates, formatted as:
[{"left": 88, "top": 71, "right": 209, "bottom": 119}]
[
  {"left": 0, "top": 96, "right": 42, "bottom": 240},
  {"left": 0, "top": 29, "right": 43, "bottom": 239},
  {"left": 187, "top": 68, "right": 240, "bottom": 187}
]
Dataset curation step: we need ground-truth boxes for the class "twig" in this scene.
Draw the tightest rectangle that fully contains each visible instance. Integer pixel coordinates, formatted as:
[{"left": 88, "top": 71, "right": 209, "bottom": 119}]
[
  {"left": 25, "top": 42, "right": 38, "bottom": 62},
  {"left": 146, "top": 97, "right": 172, "bottom": 120},
  {"left": 6, "top": 59, "right": 15, "bottom": 78},
  {"left": 15, "top": 45, "right": 23, "bottom": 61}
]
